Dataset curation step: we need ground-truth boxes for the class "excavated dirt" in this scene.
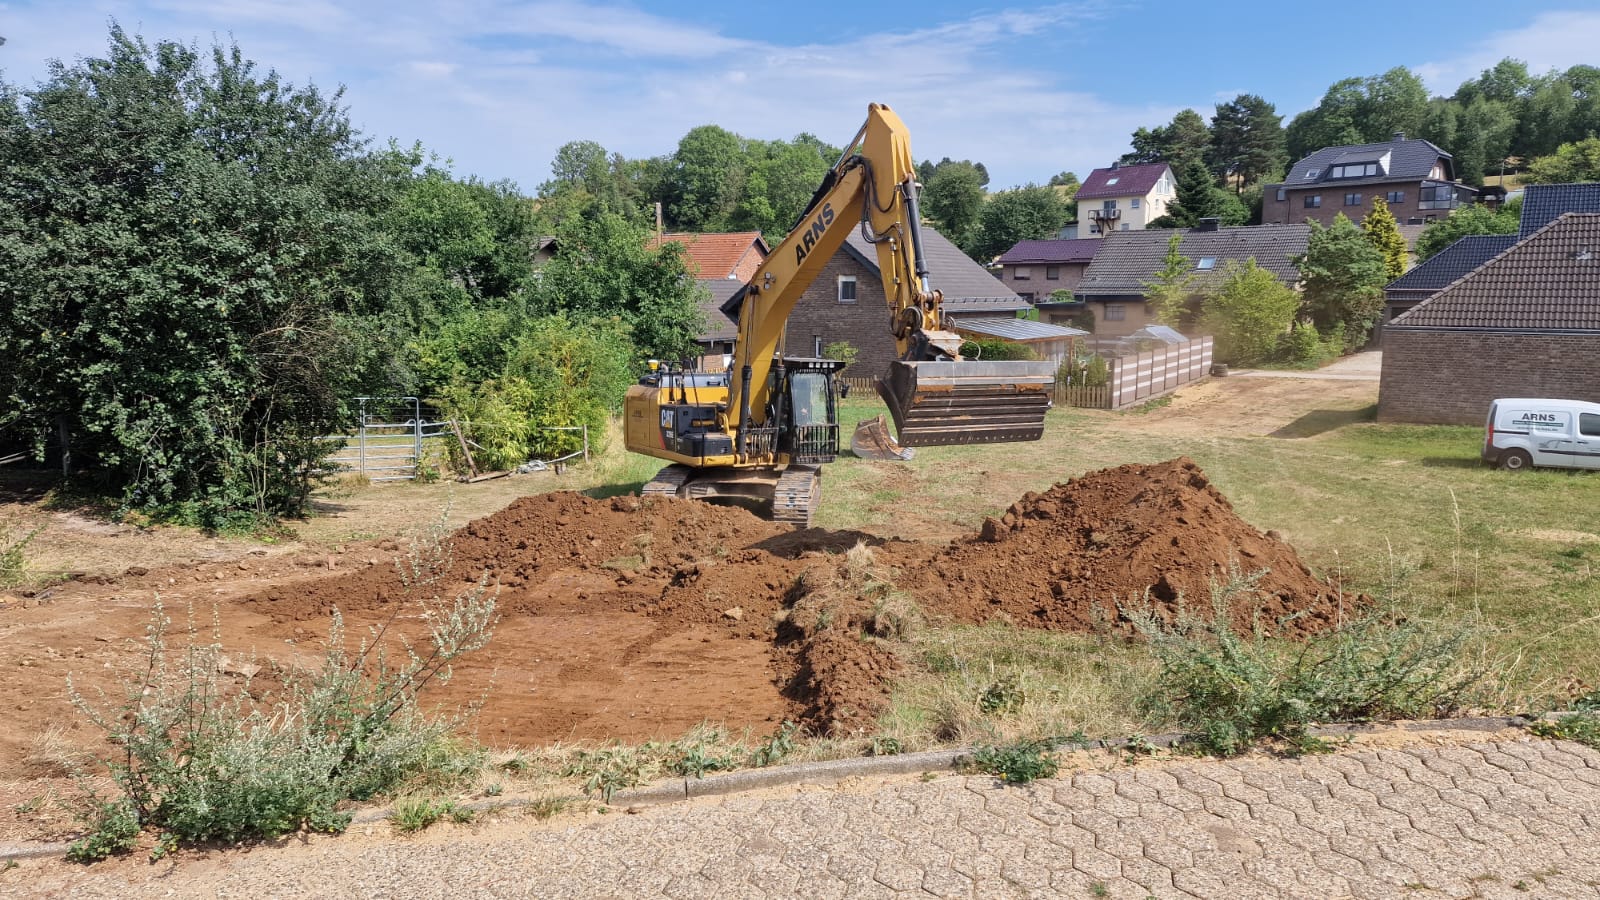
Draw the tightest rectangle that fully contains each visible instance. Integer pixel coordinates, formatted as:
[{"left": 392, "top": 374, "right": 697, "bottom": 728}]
[
  {"left": 238, "top": 458, "right": 1353, "bottom": 742},
  {"left": 915, "top": 458, "right": 1354, "bottom": 638}
]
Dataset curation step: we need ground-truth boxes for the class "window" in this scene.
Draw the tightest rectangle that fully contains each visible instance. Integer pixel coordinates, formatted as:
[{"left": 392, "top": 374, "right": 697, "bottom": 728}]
[
  {"left": 1104, "top": 303, "right": 1126, "bottom": 322},
  {"left": 1386, "top": 191, "right": 1404, "bottom": 204},
  {"left": 1103, "top": 200, "right": 1118, "bottom": 210},
  {"left": 1418, "top": 185, "right": 1459, "bottom": 210},
  {"left": 1131, "top": 198, "right": 1141, "bottom": 209},
  {"left": 1581, "top": 413, "right": 1600, "bottom": 438},
  {"left": 1304, "top": 169, "right": 1320, "bottom": 180},
  {"left": 1305, "top": 195, "right": 1322, "bottom": 208},
  {"left": 1276, "top": 188, "right": 1287, "bottom": 202},
  {"left": 1106, "top": 176, "right": 1119, "bottom": 185},
  {"left": 1344, "top": 193, "right": 1363, "bottom": 206},
  {"left": 1018, "top": 292, "right": 1035, "bottom": 302},
  {"left": 813, "top": 336, "right": 822, "bottom": 357},
  {"left": 1196, "top": 257, "right": 1217, "bottom": 270},
  {"left": 1046, "top": 265, "right": 1060, "bottom": 280},
  {"left": 1013, "top": 266, "right": 1031, "bottom": 281},
  {"left": 1329, "top": 163, "right": 1380, "bottom": 179},
  {"left": 1120, "top": 223, "right": 1130, "bottom": 231},
  {"left": 837, "top": 275, "right": 857, "bottom": 303}
]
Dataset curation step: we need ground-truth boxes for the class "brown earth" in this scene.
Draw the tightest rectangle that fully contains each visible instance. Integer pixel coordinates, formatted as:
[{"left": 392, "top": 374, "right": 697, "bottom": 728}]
[{"left": 0, "top": 458, "right": 1356, "bottom": 842}]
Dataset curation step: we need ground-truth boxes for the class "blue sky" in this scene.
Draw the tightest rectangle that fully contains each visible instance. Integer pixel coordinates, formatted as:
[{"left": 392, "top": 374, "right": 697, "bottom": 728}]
[{"left": 2, "top": 2, "right": 1597, "bottom": 191}]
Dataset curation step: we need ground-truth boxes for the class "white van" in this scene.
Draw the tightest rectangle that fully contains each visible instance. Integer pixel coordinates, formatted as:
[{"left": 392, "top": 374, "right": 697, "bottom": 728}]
[{"left": 1483, "top": 398, "right": 1600, "bottom": 471}]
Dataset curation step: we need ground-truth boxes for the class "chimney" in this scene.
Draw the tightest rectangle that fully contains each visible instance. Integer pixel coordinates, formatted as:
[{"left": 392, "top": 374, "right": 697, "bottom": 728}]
[
  {"left": 1393, "top": 131, "right": 1406, "bottom": 142},
  {"left": 1110, "top": 161, "right": 1120, "bottom": 170},
  {"left": 1196, "top": 217, "right": 1220, "bottom": 232}
]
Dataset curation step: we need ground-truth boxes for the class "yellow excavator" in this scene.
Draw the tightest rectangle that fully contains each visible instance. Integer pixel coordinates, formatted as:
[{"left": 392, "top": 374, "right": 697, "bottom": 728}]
[{"left": 624, "top": 103, "right": 1054, "bottom": 524}]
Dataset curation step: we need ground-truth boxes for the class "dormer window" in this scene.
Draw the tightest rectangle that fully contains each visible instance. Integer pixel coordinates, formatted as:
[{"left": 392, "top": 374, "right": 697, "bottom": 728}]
[
  {"left": 1196, "top": 257, "right": 1217, "bottom": 270},
  {"left": 1329, "top": 163, "right": 1380, "bottom": 179}
]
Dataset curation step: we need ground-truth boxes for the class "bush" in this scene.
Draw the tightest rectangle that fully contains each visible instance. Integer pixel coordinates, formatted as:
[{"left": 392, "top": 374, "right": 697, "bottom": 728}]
[
  {"left": 1131, "top": 568, "right": 1483, "bottom": 757},
  {"left": 959, "top": 338, "right": 1039, "bottom": 362},
  {"left": 0, "top": 520, "right": 41, "bottom": 588},
  {"left": 969, "top": 739, "right": 1059, "bottom": 784},
  {"left": 1201, "top": 260, "right": 1300, "bottom": 367},
  {"left": 68, "top": 523, "right": 496, "bottom": 858}
]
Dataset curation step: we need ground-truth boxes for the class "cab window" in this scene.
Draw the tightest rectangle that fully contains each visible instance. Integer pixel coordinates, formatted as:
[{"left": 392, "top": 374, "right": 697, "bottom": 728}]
[
  {"left": 1581, "top": 413, "right": 1600, "bottom": 437},
  {"left": 790, "top": 372, "right": 831, "bottom": 427}
]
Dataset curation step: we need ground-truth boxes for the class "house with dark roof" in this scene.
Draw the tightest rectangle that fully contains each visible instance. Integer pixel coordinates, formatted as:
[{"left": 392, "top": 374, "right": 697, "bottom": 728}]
[
  {"left": 1376, "top": 182, "right": 1600, "bottom": 344},
  {"left": 1074, "top": 163, "right": 1175, "bottom": 237},
  {"left": 1378, "top": 213, "right": 1600, "bottom": 424},
  {"left": 1262, "top": 133, "right": 1474, "bottom": 229},
  {"left": 779, "top": 226, "right": 1031, "bottom": 377},
  {"left": 1064, "top": 222, "right": 1311, "bottom": 338},
  {"left": 996, "top": 239, "right": 1102, "bottom": 301}
]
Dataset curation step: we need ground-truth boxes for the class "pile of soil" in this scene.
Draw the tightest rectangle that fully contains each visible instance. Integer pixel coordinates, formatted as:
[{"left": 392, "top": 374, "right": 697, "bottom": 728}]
[
  {"left": 915, "top": 458, "right": 1353, "bottom": 637},
  {"left": 240, "top": 458, "right": 1352, "bottom": 740}
]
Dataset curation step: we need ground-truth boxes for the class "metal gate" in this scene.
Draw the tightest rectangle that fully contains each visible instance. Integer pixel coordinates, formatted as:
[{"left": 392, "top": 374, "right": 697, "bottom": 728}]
[{"left": 319, "top": 397, "right": 448, "bottom": 482}]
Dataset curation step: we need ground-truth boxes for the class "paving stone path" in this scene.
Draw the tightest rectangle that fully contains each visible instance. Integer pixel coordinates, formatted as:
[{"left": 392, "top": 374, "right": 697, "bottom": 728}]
[{"left": 18, "top": 738, "right": 1600, "bottom": 899}]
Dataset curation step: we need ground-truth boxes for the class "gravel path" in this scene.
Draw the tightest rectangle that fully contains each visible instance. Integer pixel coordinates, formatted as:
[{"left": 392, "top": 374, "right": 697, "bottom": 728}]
[{"left": 14, "top": 737, "right": 1600, "bottom": 899}]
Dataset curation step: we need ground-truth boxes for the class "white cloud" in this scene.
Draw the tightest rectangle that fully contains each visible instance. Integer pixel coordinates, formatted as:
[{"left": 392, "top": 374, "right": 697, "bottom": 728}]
[
  {"left": 0, "top": 0, "right": 1161, "bottom": 188},
  {"left": 1416, "top": 10, "right": 1600, "bottom": 92}
]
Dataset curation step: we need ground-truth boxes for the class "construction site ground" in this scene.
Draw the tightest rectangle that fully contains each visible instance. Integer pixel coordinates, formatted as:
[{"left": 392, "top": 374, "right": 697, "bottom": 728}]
[{"left": 3, "top": 353, "right": 1600, "bottom": 896}]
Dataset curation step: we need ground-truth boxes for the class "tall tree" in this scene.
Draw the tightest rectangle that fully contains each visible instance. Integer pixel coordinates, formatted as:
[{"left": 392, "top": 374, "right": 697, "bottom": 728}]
[
  {"left": 1297, "top": 214, "right": 1388, "bottom": 347},
  {"left": 922, "top": 161, "right": 986, "bottom": 246},
  {"left": 731, "top": 137, "right": 831, "bottom": 237},
  {"left": 1207, "top": 94, "right": 1286, "bottom": 190},
  {"left": 1361, "top": 198, "right": 1408, "bottom": 281},
  {"left": 1122, "top": 108, "right": 1210, "bottom": 172},
  {"left": 1153, "top": 158, "right": 1247, "bottom": 228},
  {"left": 1201, "top": 260, "right": 1300, "bottom": 366},
  {"left": 963, "top": 184, "right": 1069, "bottom": 263},
  {"left": 0, "top": 28, "right": 410, "bottom": 524},
  {"left": 1452, "top": 97, "right": 1517, "bottom": 187},
  {"left": 665, "top": 125, "right": 745, "bottom": 230},
  {"left": 1286, "top": 78, "right": 1367, "bottom": 161},
  {"left": 1359, "top": 67, "right": 1430, "bottom": 140}
]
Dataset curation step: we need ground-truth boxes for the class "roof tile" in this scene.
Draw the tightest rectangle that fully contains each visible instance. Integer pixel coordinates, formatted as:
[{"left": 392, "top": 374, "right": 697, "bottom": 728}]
[
  {"left": 1075, "top": 163, "right": 1171, "bottom": 200},
  {"left": 1519, "top": 183, "right": 1600, "bottom": 238},
  {"left": 1074, "top": 225, "right": 1311, "bottom": 297},
  {"left": 650, "top": 231, "right": 767, "bottom": 279},
  {"left": 998, "top": 238, "right": 1102, "bottom": 265},
  {"left": 1385, "top": 235, "right": 1518, "bottom": 294}
]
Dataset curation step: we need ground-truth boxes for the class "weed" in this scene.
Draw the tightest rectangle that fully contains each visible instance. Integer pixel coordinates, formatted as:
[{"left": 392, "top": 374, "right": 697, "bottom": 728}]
[
  {"left": 1130, "top": 566, "right": 1484, "bottom": 757},
  {"left": 1530, "top": 711, "right": 1600, "bottom": 749},
  {"left": 969, "top": 738, "right": 1059, "bottom": 784},
  {"left": 562, "top": 746, "right": 652, "bottom": 803},
  {"left": 527, "top": 795, "right": 573, "bottom": 821},
  {"left": 498, "top": 752, "right": 532, "bottom": 774},
  {"left": 392, "top": 798, "right": 474, "bottom": 834},
  {"left": 0, "top": 520, "right": 42, "bottom": 588},
  {"left": 867, "top": 736, "right": 903, "bottom": 757},
  {"left": 66, "top": 517, "right": 497, "bottom": 859},
  {"left": 483, "top": 783, "right": 503, "bottom": 797},
  {"left": 979, "top": 675, "right": 1025, "bottom": 715},
  {"left": 1089, "top": 883, "right": 1111, "bottom": 899},
  {"left": 748, "top": 722, "right": 800, "bottom": 768},
  {"left": 65, "top": 800, "right": 139, "bottom": 863}
]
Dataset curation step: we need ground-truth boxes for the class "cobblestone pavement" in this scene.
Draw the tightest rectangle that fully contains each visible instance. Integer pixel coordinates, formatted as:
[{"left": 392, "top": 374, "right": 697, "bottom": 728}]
[{"left": 16, "top": 738, "right": 1600, "bottom": 899}]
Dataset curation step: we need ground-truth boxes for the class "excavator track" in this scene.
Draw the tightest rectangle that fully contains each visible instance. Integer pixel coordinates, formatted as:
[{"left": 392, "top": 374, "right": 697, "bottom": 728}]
[
  {"left": 772, "top": 466, "right": 821, "bottom": 527},
  {"left": 641, "top": 464, "right": 693, "bottom": 499}
]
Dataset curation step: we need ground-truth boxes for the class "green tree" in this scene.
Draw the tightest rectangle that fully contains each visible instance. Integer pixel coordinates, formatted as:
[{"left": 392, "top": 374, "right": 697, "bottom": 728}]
[
  {"left": 1358, "top": 67, "right": 1430, "bottom": 142},
  {"left": 732, "top": 137, "right": 831, "bottom": 237},
  {"left": 963, "top": 184, "right": 1070, "bottom": 263},
  {"left": 1201, "top": 260, "right": 1300, "bottom": 366},
  {"left": 1297, "top": 214, "right": 1388, "bottom": 348},
  {"left": 1142, "top": 234, "right": 1195, "bottom": 325},
  {"left": 1207, "top": 94, "right": 1286, "bottom": 190},
  {"left": 665, "top": 125, "right": 745, "bottom": 230},
  {"left": 1452, "top": 97, "right": 1517, "bottom": 187},
  {"left": 0, "top": 28, "right": 408, "bottom": 525},
  {"left": 1411, "top": 200, "right": 1520, "bottom": 262},
  {"left": 529, "top": 212, "right": 704, "bottom": 361},
  {"left": 1122, "top": 108, "right": 1210, "bottom": 172},
  {"left": 922, "top": 161, "right": 987, "bottom": 245},
  {"left": 1154, "top": 158, "right": 1247, "bottom": 228},
  {"left": 1361, "top": 198, "right": 1408, "bottom": 281},
  {"left": 1048, "top": 171, "right": 1080, "bottom": 188},
  {"left": 1286, "top": 78, "right": 1367, "bottom": 161},
  {"left": 1527, "top": 137, "right": 1600, "bottom": 184}
]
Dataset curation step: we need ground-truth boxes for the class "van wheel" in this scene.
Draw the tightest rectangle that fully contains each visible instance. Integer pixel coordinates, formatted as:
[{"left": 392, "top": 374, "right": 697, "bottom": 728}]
[{"left": 1499, "top": 449, "right": 1533, "bottom": 471}]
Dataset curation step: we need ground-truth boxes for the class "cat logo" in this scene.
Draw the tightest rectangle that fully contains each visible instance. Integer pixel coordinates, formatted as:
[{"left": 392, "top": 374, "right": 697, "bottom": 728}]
[{"left": 793, "top": 203, "right": 837, "bottom": 265}]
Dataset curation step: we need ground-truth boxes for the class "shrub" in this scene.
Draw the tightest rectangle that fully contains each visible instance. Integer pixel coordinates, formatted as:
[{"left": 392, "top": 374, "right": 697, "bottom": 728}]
[
  {"left": 0, "top": 520, "right": 42, "bottom": 588},
  {"left": 1131, "top": 568, "right": 1483, "bottom": 757},
  {"left": 821, "top": 341, "right": 860, "bottom": 369},
  {"left": 959, "top": 337, "right": 1039, "bottom": 362},
  {"left": 67, "top": 523, "right": 497, "bottom": 858},
  {"left": 1201, "top": 260, "right": 1300, "bottom": 366},
  {"left": 391, "top": 797, "right": 475, "bottom": 834}
]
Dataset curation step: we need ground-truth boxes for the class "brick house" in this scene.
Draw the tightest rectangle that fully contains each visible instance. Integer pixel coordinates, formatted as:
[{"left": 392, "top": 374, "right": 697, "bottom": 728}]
[
  {"left": 1377, "top": 183, "right": 1600, "bottom": 344},
  {"left": 779, "top": 226, "right": 1029, "bottom": 377},
  {"left": 1262, "top": 133, "right": 1475, "bottom": 229},
  {"left": 1074, "top": 163, "right": 1175, "bottom": 237},
  {"left": 1063, "top": 222, "right": 1310, "bottom": 338},
  {"left": 651, "top": 232, "right": 771, "bottom": 362},
  {"left": 1378, "top": 213, "right": 1600, "bottom": 425},
  {"left": 996, "top": 238, "right": 1102, "bottom": 301}
]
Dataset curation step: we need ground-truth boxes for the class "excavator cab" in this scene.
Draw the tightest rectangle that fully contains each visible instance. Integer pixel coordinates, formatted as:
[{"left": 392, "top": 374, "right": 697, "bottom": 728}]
[{"left": 778, "top": 358, "right": 843, "bottom": 464}]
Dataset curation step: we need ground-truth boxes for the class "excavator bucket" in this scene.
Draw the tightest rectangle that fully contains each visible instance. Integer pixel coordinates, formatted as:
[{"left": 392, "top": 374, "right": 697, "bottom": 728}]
[
  {"left": 877, "top": 360, "right": 1055, "bottom": 447},
  {"left": 850, "top": 414, "right": 916, "bottom": 461}
]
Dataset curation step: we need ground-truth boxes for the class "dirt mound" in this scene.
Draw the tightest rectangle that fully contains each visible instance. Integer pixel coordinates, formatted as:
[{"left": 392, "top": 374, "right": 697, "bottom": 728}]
[{"left": 916, "top": 458, "right": 1352, "bottom": 637}]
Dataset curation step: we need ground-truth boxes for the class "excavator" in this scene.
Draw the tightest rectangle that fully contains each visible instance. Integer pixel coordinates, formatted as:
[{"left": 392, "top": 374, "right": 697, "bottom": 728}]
[{"left": 624, "top": 103, "right": 1054, "bottom": 525}]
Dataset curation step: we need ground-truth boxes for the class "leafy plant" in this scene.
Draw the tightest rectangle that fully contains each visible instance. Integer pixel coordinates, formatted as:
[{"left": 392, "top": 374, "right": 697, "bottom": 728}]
[
  {"left": 0, "top": 521, "right": 42, "bottom": 588},
  {"left": 65, "top": 800, "right": 139, "bottom": 863},
  {"left": 747, "top": 722, "right": 800, "bottom": 768},
  {"left": 1530, "top": 712, "right": 1600, "bottom": 749},
  {"left": 969, "top": 739, "right": 1060, "bottom": 784},
  {"left": 391, "top": 797, "right": 475, "bottom": 834}
]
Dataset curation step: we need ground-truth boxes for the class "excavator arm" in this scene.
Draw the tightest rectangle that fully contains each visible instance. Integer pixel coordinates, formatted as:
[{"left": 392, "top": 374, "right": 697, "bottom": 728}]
[{"left": 722, "top": 103, "right": 1053, "bottom": 450}]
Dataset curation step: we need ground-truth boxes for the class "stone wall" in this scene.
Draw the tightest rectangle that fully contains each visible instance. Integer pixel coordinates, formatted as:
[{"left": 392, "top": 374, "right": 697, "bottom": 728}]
[{"left": 1378, "top": 329, "right": 1600, "bottom": 424}]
